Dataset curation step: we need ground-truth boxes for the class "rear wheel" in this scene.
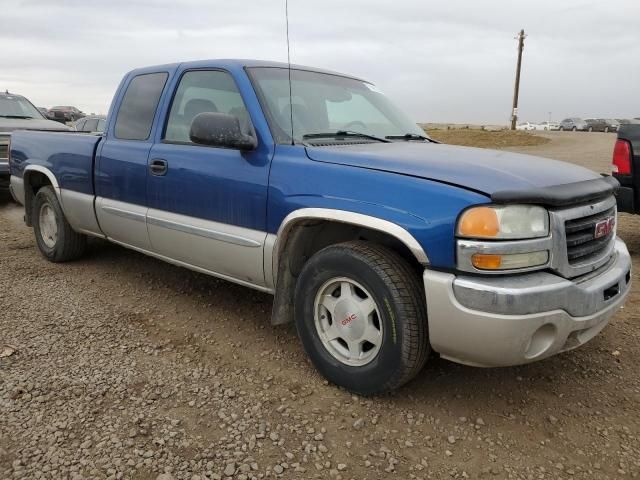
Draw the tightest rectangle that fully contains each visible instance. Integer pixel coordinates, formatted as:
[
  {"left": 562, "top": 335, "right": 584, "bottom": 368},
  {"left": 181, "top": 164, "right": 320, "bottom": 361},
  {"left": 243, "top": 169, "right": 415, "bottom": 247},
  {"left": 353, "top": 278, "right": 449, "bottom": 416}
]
[
  {"left": 572, "top": 126, "right": 577, "bottom": 131},
  {"left": 32, "top": 186, "right": 87, "bottom": 262},
  {"left": 559, "top": 126, "right": 564, "bottom": 131},
  {"left": 294, "top": 241, "right": 429, "bottom": 395},
  {"left": 604, "top": 126, "right": 609, "bottom": 133},
  {"left": 588, "top": 126, "right": 593, "bottom": 132}
]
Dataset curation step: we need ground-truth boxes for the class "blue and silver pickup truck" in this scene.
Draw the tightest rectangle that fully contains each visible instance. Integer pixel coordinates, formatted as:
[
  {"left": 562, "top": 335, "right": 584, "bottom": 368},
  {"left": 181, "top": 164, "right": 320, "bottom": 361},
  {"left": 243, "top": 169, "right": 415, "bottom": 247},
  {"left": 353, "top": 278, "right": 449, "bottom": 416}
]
[{"left": 8, "top": 60, "right": 631, "bottom": 394}]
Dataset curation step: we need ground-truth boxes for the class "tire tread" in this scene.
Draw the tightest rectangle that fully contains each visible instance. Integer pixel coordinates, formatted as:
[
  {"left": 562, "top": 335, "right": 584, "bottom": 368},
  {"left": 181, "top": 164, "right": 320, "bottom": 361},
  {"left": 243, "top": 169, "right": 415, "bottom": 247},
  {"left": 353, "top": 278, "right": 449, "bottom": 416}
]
[
  {"left": 299, "top": 240, "right": 429, "bottom": 393},
  {"left": 33, "top": 186, "right": 87, "bottom": 262}
]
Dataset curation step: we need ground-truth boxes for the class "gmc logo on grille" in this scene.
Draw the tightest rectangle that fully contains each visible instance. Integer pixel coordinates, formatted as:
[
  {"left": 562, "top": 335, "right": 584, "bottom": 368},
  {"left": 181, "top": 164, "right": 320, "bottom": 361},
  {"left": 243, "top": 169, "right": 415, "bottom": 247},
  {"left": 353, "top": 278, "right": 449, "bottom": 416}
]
[{"left": 594, "top": 217, "right": 615, "bottom": 239}]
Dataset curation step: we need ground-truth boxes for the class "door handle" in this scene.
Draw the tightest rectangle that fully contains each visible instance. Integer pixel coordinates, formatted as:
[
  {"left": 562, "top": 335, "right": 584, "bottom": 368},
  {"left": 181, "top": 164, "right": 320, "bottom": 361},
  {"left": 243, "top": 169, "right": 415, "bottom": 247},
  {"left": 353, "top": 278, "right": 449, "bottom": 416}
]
[{"left": 149, "top": 158, "right": 168, "bottom": 176}]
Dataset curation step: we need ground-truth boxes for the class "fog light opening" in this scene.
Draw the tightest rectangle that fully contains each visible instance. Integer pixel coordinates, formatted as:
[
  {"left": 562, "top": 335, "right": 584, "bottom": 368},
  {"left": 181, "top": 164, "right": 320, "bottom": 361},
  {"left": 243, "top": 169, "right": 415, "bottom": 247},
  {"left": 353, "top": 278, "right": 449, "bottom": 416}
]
[{"left": 525, "top": 323, "right": 557, "bottom": 359}]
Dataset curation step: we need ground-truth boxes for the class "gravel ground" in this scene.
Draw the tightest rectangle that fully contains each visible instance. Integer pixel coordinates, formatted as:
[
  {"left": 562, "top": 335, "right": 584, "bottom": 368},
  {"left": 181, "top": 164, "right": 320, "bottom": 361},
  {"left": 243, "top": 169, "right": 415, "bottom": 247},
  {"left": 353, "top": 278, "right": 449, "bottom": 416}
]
[{"left": 2, "top": 133, "right": 640, "bottom": 480}]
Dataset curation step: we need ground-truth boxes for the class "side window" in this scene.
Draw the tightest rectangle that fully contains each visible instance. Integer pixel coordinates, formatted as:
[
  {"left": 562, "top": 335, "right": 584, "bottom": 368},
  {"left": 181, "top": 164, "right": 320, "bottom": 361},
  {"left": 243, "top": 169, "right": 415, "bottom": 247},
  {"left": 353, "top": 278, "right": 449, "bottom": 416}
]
[
  {"left": 115, "top": 72, "right": 168, "bottom": 140},
  {"left": 75, "top": 119, "right": 86, "bottom": 131},
  {"left": 97, "top": 119, "right": 106, "bottom": 133},
  {"left": 164, "top": 70, "right": 250, "bottom": 144},
  {"left": 84, "top": 118, "right": 98, "bottom": 132}
]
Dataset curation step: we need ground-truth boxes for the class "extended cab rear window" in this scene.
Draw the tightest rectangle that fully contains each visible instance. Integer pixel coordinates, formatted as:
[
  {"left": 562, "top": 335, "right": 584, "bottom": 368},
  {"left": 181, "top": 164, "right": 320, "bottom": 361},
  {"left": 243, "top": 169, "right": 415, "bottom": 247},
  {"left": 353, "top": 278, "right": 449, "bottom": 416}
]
[{"left": 115, "top": 72, "right": 168, "bottom": 141}]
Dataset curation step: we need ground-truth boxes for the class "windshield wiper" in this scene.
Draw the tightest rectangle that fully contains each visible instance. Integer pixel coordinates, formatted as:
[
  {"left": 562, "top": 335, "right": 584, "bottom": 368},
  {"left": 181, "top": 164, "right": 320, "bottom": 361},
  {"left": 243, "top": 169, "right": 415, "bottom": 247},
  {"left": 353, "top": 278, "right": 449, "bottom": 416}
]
[
  {"left": 303, "top": 130, "right": 391, "bottom": 143},
  {"left": 0, "top": 115, "right": 34, "bottom": 119},
  {"left": 385, "top": 133, "right": 433, "bottom": 142}
]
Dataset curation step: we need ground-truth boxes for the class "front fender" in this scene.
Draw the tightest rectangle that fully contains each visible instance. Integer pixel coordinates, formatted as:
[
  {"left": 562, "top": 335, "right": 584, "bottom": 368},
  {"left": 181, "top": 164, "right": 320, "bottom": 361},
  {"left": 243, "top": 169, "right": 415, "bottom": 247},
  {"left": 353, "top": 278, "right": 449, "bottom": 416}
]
[{"left": 267, "top": 145, "right": 489, "bottom": 270}]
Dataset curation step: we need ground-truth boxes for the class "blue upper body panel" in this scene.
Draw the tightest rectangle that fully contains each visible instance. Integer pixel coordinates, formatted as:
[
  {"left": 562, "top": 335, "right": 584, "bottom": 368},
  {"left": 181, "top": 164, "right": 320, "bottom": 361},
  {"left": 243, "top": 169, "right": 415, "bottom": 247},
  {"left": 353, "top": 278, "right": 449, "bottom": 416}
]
[
  {"left": 267, "top": 145, "right": 488, "bottom": 267},
  {"left": 9, "top": 58, "right": 601, "bottom": 270},
  {"left": 9, "top": 131, "right": 100, "bottom": 195}
]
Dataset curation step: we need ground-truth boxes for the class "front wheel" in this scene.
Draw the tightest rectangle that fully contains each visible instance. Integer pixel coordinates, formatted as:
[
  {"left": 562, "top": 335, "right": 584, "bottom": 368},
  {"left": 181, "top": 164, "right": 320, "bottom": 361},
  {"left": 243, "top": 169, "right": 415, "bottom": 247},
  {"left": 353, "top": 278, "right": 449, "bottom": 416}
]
[
  {"left": 32, "top": 186, "right": 87, "bottom": 262},
  {"left": 294, "top": 241, "right": 429, "bottom": 395}
]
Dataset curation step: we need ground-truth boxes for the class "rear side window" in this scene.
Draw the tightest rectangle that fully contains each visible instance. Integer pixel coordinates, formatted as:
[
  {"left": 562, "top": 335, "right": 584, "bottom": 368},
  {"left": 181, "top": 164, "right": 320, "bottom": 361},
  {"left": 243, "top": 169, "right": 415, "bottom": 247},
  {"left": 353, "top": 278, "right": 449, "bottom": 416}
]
[
  {"left": 75, "top": 119, "right": 86, "bottom": 131},
  {"left": 97, "top": 119, "right": 106, "bottom": 132},
  {"left": 84, "top": 118, "right": 98, "bottom": 132},
  {"left": 115, "top": 72, "right": 168, "bottom": 140}
]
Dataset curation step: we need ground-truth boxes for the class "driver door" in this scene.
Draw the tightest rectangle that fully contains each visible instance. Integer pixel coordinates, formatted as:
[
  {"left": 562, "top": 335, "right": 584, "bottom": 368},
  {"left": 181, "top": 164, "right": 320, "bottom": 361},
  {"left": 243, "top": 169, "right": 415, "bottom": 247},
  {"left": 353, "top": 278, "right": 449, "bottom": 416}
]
[{"left": 146, "top": 69, "right": 270, "bottom": 286}]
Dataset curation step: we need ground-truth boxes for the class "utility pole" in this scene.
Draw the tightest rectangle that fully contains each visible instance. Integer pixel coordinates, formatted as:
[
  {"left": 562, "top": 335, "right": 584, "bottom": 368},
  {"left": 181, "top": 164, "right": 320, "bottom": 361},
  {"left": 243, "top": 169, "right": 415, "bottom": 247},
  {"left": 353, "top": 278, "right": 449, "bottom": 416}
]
[{"left": 510, "top": 29, "right": 526, "bottom": 130}]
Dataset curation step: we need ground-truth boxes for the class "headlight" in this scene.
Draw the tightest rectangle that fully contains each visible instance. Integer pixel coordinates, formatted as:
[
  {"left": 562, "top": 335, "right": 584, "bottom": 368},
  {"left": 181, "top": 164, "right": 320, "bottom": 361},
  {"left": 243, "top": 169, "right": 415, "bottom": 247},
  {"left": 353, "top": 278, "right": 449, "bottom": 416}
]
[
  {"left": 457, "top": 205, "right": 549, "bottom": 240},
  {"left": 456, "top": 205, "right": 552, "bottom": 273}
]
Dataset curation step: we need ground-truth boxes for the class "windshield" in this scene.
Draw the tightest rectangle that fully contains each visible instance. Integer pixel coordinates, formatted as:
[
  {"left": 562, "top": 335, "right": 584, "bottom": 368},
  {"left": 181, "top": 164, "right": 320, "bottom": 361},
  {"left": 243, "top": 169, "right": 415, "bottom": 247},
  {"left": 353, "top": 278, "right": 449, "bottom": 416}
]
[
  {"left": 0, "top": 95, "right": 45, "bottom": 119},
  {"left": 248, "top": 67, "right": 425, "bottom": 144}
]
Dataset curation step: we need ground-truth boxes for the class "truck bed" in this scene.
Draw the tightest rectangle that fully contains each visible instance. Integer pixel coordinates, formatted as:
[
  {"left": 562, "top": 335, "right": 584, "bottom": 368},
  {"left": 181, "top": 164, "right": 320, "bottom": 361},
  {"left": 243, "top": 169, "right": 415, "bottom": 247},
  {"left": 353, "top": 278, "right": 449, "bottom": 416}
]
[{"left": 10, "top": 130, "right": 102, "bottom": 195}]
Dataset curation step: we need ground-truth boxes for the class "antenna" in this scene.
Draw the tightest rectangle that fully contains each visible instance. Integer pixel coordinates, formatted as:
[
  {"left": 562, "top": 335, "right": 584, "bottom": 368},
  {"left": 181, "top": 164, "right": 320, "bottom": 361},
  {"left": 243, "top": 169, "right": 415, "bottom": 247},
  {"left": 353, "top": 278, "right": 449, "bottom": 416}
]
[{"left": 285, "top": 0, "right": 295, "bottom": 145}]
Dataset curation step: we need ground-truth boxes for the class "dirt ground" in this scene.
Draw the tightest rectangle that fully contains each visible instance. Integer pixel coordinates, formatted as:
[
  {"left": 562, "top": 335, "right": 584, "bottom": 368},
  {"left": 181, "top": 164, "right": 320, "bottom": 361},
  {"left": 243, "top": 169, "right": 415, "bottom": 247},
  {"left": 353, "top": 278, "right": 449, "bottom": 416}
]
[
  {"left": 426, "top": 129, "right": 549, "bottom": 149},
  {"left": 2, "top": 132, "right": 640, "bottom": 480}
]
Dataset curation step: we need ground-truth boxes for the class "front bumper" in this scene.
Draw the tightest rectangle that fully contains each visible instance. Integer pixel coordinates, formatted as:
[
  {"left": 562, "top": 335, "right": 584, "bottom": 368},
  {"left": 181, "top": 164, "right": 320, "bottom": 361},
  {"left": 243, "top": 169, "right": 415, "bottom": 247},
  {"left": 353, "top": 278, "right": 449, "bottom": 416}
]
[{"left": 424, "top": 238, "right": 631, "bottom": 367}]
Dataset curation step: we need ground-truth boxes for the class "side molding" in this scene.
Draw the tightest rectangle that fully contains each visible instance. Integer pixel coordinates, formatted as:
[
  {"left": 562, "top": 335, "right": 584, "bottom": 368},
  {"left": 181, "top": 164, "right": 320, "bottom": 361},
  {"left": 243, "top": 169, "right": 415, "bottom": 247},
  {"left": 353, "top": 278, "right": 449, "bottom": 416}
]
[{"left": 271, "top": 208, "right": 429, "bottom": 287}]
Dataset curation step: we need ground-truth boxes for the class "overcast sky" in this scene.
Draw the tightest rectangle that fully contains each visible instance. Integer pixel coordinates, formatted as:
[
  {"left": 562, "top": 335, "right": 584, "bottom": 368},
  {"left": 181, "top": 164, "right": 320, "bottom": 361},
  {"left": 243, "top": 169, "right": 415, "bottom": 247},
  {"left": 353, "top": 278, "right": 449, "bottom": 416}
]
[{"left": 2, "top": 0, "right": 639, "bottom": 124}]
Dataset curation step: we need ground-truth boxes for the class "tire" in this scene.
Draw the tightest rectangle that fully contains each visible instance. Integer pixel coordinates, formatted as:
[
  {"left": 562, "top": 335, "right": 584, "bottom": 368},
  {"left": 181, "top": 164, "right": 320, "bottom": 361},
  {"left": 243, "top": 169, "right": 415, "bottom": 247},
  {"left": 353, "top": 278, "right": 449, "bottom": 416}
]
[
  {"left": 32, "top": 186, "right": 87, "bottom": 262},
  {"left": 588, "top": 127, "right": 593, "bottom": 132},
  {"left": 294, "top": 241, "right": 429, "bottom": 395},
  {"left": 604, "top": 127, "right": 609, "bottom": 133},
  {"left": 572, "top": 127, "right": 577, "bottom": 131}
]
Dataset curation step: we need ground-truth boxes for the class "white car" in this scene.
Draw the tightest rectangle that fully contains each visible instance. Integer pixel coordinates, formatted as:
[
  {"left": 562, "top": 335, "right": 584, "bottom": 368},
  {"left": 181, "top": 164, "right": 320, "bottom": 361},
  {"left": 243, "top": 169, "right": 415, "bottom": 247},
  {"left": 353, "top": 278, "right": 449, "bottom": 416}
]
[
  {"left": 538, "top": 121, "right": 560, "bottom": 131},
  {"left": 516, "top": 122, "right": 539, "bottom": 131}
]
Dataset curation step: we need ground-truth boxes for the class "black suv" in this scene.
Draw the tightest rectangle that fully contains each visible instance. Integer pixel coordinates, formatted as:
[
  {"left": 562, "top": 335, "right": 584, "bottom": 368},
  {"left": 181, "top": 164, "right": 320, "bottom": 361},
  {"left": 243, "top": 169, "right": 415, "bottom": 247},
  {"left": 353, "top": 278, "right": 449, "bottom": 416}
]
[
  {"left": 48, "top": 106, "right": 85, "bottom": 123},
  {"left": 584, "top": 118, "right": 609, "bottom": 132}
]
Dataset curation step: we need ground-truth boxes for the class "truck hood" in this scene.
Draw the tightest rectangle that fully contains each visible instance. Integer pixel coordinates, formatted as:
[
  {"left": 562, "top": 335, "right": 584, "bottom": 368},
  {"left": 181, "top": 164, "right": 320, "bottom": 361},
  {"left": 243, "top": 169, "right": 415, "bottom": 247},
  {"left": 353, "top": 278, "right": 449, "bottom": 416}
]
[
  {"left": 0, "top": 117, "right": 71, "bottom": 133},
  {"left": 305, "top": 142, "right": 602, "bottom": 201}
]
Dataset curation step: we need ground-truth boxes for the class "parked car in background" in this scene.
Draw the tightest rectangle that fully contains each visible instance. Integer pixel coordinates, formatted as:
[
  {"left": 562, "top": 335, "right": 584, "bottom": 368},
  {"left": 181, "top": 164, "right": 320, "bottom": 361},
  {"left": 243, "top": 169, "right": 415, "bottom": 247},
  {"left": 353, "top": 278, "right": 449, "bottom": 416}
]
[
  {"left": 612, "top": 124, "right": 640, "bottom": 214},
  {"left": 0, "top": 91, "right": 71, "bottom": 188},
  {"left": 537, "top": 121, "right": 560, "bottom": 131},
  {"left": 37, "top": 107, "right": 49, "bottom": 118},
  {"left": 48, "top": 106, "right": 85, "bottom": 123},
  {"left": 584, "top": 118, "right": 610, "bottom": 132},
  {"left": 8, "top": 59, "right": 630, "bottom": 394},
  {"left": 604, "top": 119, "right": 620, "bottom": 132},
  {"left": 559, "top": 118, "right": 587, "bottom": 131},
  {"left": 516, "top": 122, "right": 538, "bottom": 131},
  {"left": 73, "top": 115, "right": 106, "bottom": 133}
]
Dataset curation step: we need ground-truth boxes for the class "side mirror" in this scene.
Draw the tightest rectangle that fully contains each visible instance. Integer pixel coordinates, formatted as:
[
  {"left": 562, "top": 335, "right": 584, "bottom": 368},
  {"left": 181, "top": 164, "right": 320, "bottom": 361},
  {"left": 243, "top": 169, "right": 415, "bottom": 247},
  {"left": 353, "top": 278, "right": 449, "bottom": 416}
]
[{"left": 189, "top": 112, "right": 257, "bottom": 151}]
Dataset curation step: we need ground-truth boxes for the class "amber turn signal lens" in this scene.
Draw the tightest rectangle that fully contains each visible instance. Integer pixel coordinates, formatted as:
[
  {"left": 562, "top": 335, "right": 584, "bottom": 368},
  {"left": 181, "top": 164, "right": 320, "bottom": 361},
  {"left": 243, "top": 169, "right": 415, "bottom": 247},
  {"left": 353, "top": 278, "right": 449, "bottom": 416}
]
[
  {"left": 471, "top": 254, "right": 502, "bottom": 270},
  {"left": 458, "top": 207, "right": 500, "bottom": 238}
]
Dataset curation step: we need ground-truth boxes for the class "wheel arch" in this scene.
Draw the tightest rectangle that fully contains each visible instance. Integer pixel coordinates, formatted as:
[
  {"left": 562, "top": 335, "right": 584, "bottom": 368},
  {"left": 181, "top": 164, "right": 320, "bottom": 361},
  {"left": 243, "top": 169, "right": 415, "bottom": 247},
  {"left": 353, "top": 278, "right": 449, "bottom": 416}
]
[
  {"left": 22, "top": 166, "right": 61, "bottom": 227},
  {"left": 268, "top": 208, "right": 429, "bottom": 326}
]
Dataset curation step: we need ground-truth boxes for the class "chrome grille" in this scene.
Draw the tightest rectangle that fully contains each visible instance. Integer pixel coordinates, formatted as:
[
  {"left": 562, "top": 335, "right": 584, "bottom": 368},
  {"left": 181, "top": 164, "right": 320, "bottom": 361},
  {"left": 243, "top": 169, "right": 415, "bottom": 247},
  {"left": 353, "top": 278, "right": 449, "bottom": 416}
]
[
  {"left": 0, "top": 136, "right": 8, "bottom": 160},
  {"left": 549, "top": 196, "right": 617, "bottom": 278},
  {"left": 565, "top": 207, "right": 615, "bottom": 264}
]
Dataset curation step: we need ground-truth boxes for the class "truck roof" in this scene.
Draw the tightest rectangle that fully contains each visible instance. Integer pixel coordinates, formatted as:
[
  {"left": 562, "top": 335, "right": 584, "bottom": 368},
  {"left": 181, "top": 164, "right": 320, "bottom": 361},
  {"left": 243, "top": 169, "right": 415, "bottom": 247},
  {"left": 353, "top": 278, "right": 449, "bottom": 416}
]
[{"left": 126, "top": 59, "right": 365, "bottom": 82}]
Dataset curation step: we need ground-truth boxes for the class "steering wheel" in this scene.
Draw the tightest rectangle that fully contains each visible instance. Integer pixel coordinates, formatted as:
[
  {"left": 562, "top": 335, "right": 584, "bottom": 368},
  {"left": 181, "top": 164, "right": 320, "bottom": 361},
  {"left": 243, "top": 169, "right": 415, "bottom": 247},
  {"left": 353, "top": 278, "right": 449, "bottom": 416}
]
[{"left": 340, "top": 120, "right": 368, "bottom": 131}]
